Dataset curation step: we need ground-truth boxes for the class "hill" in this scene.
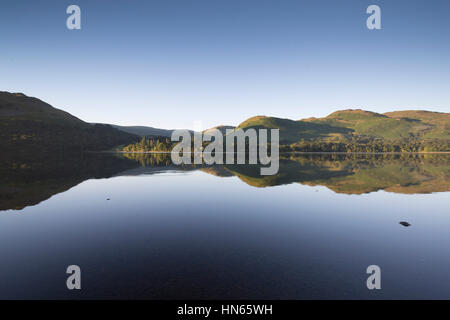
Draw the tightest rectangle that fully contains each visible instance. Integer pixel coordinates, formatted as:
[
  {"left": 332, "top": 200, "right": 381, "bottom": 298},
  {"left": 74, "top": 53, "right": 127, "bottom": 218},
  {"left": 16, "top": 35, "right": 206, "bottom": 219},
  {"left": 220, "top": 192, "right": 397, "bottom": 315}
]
[
  {"left": 383, "top": 110, "right": 450, "bottom": 139},
  {"left": 383, "top": 110, "right": 450, "bottom": 125},
  {"left": 3, "top": 91, "right": 448, "bottom": 153},
  {"left": 108, "top": 124, "right": 174, "bottom": 137},
  {"left": 302, "top": 109, "right": 422, "bottom": 139},
  {"left": 0, "top": 91, "right": 140, "bottom": 153},
  {"left": 235, "top": 115, "right": 351, "bottom": 144},
  {"left": 203, "top": 125, "right": 235, "bottom": 138},
  {"left": 231, "top": 109, "right": 449, "bottom": 151},
  {"left": 301, "top": 109, "right": 449, "bottom": 140}
]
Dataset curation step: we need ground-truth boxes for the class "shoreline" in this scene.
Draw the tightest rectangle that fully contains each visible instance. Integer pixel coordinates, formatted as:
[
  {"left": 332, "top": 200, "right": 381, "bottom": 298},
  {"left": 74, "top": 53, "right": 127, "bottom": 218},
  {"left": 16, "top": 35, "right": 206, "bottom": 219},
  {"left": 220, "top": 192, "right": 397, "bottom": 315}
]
[{"left": 110, "top": 151, "right": 450, "bottom": 155}]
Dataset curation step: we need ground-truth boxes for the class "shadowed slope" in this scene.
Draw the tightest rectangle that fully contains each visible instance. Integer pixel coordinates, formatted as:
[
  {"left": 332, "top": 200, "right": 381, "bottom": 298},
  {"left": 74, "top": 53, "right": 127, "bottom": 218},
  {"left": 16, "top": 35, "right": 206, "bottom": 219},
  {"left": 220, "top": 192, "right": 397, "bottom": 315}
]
[{"left": 0, "top": 91, "right": 140, "bottom": 152}]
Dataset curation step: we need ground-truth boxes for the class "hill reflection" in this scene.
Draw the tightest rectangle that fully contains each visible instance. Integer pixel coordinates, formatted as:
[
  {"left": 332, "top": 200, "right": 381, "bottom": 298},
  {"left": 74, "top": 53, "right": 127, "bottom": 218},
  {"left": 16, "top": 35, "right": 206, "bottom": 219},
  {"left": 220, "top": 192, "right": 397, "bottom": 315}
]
[
  {"left": 118, "top": 152, "right": 450, "bottom": 194},
  {"left": 1, "top": 152, "right": 448, "bottom": 211}
]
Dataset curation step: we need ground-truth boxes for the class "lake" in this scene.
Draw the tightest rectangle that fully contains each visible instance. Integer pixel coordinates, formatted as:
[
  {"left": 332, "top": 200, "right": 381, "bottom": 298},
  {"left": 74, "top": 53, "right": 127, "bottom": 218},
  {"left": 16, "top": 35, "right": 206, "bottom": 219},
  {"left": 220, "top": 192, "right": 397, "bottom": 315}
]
[{"left": 0, "top": 153, "right": 449, "bottom": 299}]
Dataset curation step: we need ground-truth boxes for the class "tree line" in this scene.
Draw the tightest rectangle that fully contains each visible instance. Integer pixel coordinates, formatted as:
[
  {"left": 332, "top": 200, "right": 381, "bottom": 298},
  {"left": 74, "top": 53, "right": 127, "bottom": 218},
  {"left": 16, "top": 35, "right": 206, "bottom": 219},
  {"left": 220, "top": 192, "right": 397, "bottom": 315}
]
[
  {"left": 121, "top": 136, "right": 176, "bottom": 152},
  {"left": 121, "top": 136, "right": 449, "bottom": 153},
  {"left": 284, "top": 138, "right": 449, "bottom": 153}
]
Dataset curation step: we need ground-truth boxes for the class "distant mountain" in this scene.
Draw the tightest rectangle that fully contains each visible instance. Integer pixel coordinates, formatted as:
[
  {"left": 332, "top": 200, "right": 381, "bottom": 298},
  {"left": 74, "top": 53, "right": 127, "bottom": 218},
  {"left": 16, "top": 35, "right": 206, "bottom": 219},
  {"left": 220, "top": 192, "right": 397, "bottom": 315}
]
[
  {"left": 111, "top": 124, "right": 235, "bottom": 140},
  {"left": 0, "top": 91, "right": 140, "bottom": 153},
  {"left": 105, "top": 124, "right": 197, "bottom": 138},
  {"left": 108, "top": 125, "right": 174, "bottom": 137},
  {"left": 202, "top": 125, "right": 235, "bottom": 138}
]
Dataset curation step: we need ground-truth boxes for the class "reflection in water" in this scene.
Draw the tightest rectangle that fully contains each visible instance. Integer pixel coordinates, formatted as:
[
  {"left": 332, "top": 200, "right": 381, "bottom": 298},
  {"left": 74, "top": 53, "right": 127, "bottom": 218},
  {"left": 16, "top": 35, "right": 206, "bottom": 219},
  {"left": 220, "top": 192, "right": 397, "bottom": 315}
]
[
  {"left": 0, "top": 152, "right": 449, "bottom": 299},
  {"left": 1, "top": 152, "right": 449, "bottom": 211},
  {"left": 226, "top": 153, "right": 450, "bottom": 194},
  {"left": 0, "top": 153, "right": 139, "bottom": 211}
]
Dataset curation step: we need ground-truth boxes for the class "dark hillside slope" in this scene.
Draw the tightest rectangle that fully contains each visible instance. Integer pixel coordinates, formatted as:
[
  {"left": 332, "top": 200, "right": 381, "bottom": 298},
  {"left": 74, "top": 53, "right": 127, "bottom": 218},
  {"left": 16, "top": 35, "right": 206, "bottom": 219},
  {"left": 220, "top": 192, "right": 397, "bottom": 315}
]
[{"left": 0, "top": 92, "right": 139, "bottom": 153}]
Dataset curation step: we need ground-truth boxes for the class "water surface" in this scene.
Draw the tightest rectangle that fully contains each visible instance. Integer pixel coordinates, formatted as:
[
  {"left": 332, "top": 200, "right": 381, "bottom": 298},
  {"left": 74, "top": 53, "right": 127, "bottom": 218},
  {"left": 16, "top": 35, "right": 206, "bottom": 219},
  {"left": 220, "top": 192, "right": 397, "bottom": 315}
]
[{"left": 0, "top": 153, "right": 449, "bottom": 299}]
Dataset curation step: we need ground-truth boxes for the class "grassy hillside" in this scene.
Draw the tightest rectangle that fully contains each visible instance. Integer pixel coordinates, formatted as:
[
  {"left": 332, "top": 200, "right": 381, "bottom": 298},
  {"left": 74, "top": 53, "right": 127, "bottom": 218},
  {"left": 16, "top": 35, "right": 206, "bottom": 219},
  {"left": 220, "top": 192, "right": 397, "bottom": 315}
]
[
  {"left": 384, "top": 110, "right": 450, "bottom": 125},
  {"left": 235, "top": 115, "right": 352, "bottom": 144},
  {"left": 231, "top": 109, "right": 449, "bottom": 151},
  {"left": 383, "top": 110, "right": 450, "bottom": 139},
  {"left": 303, "top": 109, "right": 426, "bottom": 139},
  {"left": 302, "top": 109, "right": 449, "bottom": 140},
  {"left": 0, "top": 91, "right": 140, "bottom": 153}
]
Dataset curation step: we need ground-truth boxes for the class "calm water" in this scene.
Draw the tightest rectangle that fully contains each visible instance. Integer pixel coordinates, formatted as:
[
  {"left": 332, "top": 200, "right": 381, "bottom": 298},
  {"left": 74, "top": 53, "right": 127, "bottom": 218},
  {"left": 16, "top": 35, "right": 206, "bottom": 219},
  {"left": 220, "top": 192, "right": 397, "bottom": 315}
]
[{"left": 0, "top": 153, "right": 449, "bottom": 299}]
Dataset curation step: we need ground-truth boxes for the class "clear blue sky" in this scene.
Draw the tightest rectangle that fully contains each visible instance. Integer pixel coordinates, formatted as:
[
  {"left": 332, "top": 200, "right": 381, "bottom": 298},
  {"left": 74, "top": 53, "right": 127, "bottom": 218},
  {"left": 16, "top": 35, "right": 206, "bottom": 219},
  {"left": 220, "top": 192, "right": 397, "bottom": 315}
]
[{"left": 1, "top": 0, "right": 449, "bottom": 129}]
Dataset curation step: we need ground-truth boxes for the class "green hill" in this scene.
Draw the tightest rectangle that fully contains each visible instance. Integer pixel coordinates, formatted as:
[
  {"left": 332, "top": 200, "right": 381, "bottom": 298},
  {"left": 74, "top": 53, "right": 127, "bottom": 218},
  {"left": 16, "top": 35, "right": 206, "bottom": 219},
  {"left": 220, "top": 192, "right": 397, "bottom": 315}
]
[
  {"left": 232, "top": 109, "right": 449, "bottom": 151},
  {"left": 384, "top": 110, "right": 450, "bottom": 126},
  {"left": 302, "top": 109, "right": 430, "bottom": 139},
  {"left": 0, "top": 91, "right": 140, "bottom": 153},
  {"left": 383, "top": 110, "right": 450, "bottom": 139},
  {"left": 235, "top": 115, "right": 352, "bottom": 144},
  {"left": 299, "top": 109, "right": 449, "bottom": 140}
]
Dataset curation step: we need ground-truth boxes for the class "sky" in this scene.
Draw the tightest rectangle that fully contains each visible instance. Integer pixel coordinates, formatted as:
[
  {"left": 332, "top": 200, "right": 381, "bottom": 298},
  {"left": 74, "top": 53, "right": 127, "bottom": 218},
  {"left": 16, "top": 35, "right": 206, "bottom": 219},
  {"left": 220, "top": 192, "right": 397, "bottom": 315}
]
[{"left": 1, "top": 0, "right": 449, "bottom": 130}]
